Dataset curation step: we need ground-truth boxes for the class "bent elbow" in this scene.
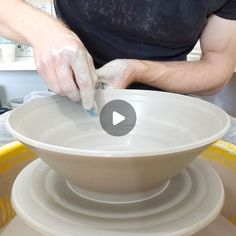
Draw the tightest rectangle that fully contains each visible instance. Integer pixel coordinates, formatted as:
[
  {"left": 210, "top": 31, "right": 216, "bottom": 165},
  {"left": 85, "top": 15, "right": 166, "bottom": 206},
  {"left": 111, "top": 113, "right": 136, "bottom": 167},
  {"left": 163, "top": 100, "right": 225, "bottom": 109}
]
[
  {"left": 197, "top": 77, "right": 231, "bottom": 96},
  {"left": 201, "top": 86, "right": 224, "bottom": 96}
]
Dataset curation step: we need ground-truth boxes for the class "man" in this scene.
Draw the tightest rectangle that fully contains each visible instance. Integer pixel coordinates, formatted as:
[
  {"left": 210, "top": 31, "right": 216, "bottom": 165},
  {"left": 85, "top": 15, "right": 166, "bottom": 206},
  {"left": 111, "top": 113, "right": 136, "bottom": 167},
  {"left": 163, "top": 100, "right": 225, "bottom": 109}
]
[{"left": 0, "top": 0, "right": 236, "bottom": 112}]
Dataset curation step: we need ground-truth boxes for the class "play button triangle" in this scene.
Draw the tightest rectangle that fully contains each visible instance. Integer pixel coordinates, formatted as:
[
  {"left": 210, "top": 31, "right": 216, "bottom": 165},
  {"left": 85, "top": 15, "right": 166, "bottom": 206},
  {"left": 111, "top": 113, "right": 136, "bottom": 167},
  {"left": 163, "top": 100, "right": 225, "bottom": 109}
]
[{"left": 112, "top": 111, "right": 125, "bottom": 126}]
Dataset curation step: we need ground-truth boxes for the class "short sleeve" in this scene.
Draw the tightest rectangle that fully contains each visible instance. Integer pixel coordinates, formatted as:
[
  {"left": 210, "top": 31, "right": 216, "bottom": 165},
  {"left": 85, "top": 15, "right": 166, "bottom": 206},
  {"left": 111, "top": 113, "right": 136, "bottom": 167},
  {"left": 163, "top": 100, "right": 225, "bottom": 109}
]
[{"left": 214, "top": 0, "right": 236, "bottom": 20}]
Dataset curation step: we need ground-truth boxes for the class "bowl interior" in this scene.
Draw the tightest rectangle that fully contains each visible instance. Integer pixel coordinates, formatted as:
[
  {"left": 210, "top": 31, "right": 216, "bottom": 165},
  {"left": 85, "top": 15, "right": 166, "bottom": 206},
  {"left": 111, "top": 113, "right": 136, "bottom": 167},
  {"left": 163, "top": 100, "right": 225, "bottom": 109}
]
[{"left": 7, "top": 90, "right": 229, "bottom": 156}]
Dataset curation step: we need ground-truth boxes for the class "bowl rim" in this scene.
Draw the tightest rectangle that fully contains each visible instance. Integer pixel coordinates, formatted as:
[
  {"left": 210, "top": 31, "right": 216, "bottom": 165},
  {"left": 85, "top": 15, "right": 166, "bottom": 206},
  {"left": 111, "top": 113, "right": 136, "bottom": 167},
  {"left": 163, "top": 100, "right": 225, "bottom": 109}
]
[{"left": 6, "top": 90, "right": 231, "bottom": 158}]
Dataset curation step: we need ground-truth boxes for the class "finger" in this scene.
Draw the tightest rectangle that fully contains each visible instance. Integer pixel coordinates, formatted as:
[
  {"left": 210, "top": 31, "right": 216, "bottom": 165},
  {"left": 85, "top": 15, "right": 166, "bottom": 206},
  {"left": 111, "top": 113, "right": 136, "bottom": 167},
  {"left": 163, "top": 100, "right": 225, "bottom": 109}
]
[
  {"left": 86, "top": 52, "right": 98, "bottom": 114},
  {"left": 96, "top": 60, "right": 129, "bottom": 89},
  {"left": 87, "top": 52, "right": 98, "bottom": 86},
  {"left": 71, "top": 49, "right": 94, "bottom": 110},
  {"left": 96, "top": 59, "right": 128, "bottom": 81},
  {"left": 96, "top": 64, "right": 116, "bottom": 83},
  {"left": 55, "top": 58, "right": 80, "bottom": 101}
]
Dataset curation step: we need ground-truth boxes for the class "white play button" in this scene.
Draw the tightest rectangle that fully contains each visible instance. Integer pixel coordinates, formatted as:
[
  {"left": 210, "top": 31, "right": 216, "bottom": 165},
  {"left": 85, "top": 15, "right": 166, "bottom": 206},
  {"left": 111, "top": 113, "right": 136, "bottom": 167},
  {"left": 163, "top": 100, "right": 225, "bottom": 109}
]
[
  {"left": 112, "top": 111, "right": 125, "bottom": 126},
  {"left": 100, "top": 100, "right": 137, "bottom": 136}
]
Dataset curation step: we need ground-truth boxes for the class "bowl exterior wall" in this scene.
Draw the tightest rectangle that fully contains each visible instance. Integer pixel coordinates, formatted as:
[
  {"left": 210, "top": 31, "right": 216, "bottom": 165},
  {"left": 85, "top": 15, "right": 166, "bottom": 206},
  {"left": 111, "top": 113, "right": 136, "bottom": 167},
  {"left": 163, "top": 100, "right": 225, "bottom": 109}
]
[{"left": 26, "top": 144, "right": 211, "bottom": 194}]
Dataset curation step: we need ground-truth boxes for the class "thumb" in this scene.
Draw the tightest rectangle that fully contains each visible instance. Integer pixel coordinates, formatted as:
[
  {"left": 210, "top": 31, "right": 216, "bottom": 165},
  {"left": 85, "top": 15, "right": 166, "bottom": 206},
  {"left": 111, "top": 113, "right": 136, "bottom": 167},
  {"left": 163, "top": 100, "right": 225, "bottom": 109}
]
[
  {"left": 96, "top": 64, "right": 116, "bottom": 83},
  {"left": 96, "top": 59, "right": 128, "bottom": 85}
]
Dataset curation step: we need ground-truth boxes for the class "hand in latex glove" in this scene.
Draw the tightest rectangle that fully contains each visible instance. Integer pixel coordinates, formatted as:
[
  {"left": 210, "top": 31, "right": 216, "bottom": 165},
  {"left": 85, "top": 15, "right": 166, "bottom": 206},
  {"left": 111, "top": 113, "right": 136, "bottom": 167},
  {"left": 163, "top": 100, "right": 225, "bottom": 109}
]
[
  {"left": 33, "top": 31, "right": 97, "bottom": 111},
  {"left": 96, "top": 59, "right": 136, "bottom": 89}
]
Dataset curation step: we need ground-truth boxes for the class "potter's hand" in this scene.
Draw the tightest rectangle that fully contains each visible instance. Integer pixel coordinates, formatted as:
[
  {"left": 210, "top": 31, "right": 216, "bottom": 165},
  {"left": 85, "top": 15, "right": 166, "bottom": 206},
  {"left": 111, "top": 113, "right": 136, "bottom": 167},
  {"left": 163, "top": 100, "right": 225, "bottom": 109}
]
[
  {"left": 96, "top": 59, "right": 136, "bottom": 89},
  {"left": 33, "top": 32, "right": 97, "bottom": 112}
]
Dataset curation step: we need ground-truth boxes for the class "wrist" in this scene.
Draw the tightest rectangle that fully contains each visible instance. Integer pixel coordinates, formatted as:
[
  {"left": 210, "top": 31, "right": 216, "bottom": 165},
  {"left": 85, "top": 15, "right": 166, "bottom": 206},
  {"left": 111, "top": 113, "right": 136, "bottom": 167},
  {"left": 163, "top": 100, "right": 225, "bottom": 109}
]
[
  {"left": 129, "top": 59, "right": 167, "bottom": 86},
  {"left": 127, "top": 59, "right": 148, "bottom": 84},
  {"left": 23, "top": 7, "right": 66, "bottom": 45},
  {"left": 29, "top": 18, "right": 68, "bottom": 46}
]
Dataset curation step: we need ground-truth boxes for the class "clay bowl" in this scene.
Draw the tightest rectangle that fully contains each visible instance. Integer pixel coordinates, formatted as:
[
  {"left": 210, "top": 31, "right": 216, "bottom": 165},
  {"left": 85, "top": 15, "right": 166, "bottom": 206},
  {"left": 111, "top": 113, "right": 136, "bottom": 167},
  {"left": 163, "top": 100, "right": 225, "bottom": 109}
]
[{"left": 7, "top": 90, "right": 230, "bottom": 203}]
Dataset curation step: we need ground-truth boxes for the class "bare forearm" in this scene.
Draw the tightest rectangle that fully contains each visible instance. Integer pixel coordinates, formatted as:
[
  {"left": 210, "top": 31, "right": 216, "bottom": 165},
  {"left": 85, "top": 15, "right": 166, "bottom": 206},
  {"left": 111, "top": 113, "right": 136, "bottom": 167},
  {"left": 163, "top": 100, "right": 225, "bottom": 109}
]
[
  {"left": 133, "top": 55, "right": 235, "bottom": 95},
  {"left": 0, "top": 0, "right": 66, "bottom": 45},
  {"left": 128, "top": 15, "right": 236, "bottom": 95}
]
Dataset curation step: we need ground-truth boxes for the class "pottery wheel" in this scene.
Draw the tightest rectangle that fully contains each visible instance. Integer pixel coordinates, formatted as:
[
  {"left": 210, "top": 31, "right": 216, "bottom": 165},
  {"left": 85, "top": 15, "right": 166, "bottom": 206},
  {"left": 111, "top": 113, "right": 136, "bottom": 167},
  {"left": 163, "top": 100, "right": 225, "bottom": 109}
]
[{"left": 12, "top": 158, "right": 224, "bottom": 236}]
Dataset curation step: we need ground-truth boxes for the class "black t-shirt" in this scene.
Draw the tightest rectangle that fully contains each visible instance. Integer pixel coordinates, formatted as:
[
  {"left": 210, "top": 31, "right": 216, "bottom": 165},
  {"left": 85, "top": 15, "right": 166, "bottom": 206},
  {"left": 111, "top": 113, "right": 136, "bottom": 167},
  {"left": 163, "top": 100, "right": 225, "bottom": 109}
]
[{"left": 54, "top": 0, "right": 236, "bottom": 69}]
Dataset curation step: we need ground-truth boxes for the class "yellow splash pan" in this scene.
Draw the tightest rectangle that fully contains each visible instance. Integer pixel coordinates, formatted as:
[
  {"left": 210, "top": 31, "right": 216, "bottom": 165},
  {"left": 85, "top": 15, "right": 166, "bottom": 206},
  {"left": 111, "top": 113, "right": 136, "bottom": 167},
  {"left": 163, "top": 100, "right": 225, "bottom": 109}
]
[
  {"left": 0, "top": 140, "right": 235, "bottom": 229},
  {"left": 0, "top": 142, "right": 36, "bottom": 228}
]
